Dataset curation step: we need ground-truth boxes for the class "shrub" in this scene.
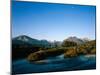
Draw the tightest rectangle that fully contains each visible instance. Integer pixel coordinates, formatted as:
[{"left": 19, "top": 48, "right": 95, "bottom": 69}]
[
  {"left": 77, "top": 40, "right": 96, "bottom": 54},
  {"left": 27, "top": 51, "right": 46, "bottom": 62},
  {"left": 76, "top": 46, "right": 88, "bottom": 55},
  {"left": 62, "top": 40, "right": 77, "bottom": 47},
  {"left": 64, "top": 47, "right": 77, "bottom": 58},
  {"left": 27, "top": 47, "right": 66, "bottom": 62},
  {"left": 90, "top": 48, "right": 96, "bottom": 54}
]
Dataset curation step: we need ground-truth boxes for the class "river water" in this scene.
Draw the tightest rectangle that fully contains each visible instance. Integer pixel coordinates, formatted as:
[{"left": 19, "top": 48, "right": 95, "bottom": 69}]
[{"left": 12, "top": 55, "right": 96, "bottom": 74}]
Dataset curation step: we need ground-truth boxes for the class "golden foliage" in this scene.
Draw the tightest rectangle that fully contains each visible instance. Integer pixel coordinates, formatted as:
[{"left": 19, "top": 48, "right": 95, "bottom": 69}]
[{"left": 64, "top": 47, "right": 77, "bottom": 58}]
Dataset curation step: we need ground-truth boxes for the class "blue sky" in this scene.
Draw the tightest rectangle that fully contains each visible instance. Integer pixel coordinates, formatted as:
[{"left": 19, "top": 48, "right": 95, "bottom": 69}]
[{"left": 12, "top": 1, "right": 96, "bottom": 41}]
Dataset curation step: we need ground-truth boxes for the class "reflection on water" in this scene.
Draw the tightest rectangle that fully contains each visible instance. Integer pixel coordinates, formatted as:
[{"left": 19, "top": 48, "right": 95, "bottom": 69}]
[{"left": 12, "top": 55, "right": 96, "bottom": 74}]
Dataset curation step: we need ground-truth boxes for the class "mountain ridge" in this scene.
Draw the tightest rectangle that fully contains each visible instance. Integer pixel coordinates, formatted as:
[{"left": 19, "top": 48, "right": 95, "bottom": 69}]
[{"left": 12, "top": 35, "right": 91, "bottom": 46}]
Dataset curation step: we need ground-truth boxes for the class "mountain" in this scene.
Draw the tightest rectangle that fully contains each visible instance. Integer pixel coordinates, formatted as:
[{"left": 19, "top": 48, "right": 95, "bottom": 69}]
[
  {"left": 82, "top": 38, "right": 90, "bottom": 42},
  {"left": 12, "top": 35, "right": 90, "bottom": 47},
  {"left": 65, "top": 36, "right": 89, "bottom": 44},
  {"left": 13, "top": 35, "right": 39, "bottom": 45},
  {"left": 12, "top": 35, "right": 52, "bottom": 48}
]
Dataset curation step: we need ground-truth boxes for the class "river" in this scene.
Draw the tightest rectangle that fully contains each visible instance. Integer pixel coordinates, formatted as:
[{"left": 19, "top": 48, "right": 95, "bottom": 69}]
[{"left": 12, "top": 54, "right": 96, "bottom": 74}]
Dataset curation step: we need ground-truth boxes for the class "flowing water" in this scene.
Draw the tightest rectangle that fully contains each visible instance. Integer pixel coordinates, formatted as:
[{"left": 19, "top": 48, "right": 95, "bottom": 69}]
[{"left": 12, "top": 54, "right": 96, "bottom": 74}]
